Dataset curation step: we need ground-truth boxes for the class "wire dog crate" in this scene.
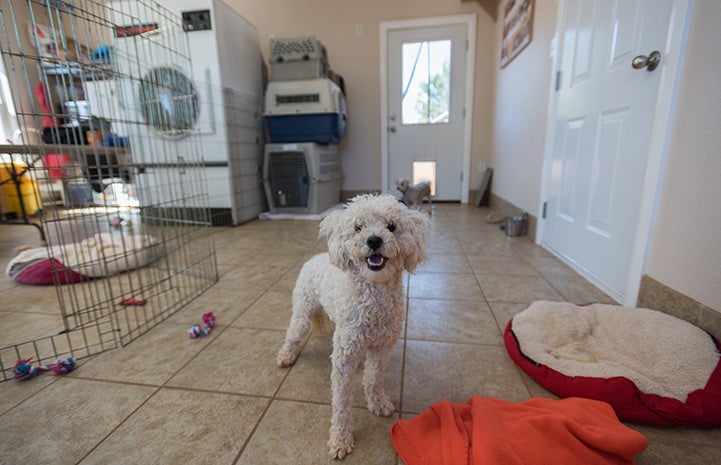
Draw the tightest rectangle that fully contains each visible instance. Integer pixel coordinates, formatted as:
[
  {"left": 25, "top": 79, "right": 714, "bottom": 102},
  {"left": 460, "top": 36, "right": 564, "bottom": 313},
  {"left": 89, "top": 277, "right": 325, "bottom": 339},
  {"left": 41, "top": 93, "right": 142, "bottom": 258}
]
[{"left": 0, "top": 0, "right": 224, "bottom": 381}]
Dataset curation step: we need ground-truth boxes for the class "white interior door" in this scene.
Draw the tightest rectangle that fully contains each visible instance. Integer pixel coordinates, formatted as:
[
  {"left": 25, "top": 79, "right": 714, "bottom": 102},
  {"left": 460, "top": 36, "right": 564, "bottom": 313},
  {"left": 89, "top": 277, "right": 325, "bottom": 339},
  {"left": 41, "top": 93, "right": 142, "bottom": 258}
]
[
  {"left": 385, "top": 22, "right": 469, "bottom": 201},
  {"left": 542, "top": 0, "right": 680, "bottom": 303}
]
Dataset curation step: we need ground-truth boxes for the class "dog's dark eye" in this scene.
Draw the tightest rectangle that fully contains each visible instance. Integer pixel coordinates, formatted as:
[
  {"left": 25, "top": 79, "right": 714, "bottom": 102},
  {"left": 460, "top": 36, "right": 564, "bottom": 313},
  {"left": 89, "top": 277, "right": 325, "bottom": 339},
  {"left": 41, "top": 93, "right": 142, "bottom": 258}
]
[
  {"left": 387, "top": 223, "right": 396, "bottom": 232},
  {"left": 355, "top": 224, "right": 364, "bottom": 233}
]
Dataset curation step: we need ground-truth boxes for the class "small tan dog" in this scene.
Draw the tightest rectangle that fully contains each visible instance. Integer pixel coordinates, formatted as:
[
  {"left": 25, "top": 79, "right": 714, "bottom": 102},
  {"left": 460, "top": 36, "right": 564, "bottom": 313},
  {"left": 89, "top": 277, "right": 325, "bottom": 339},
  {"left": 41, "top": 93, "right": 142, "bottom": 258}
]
[{"left": 394, "top": 178, "right": 432, "bottom": 212}]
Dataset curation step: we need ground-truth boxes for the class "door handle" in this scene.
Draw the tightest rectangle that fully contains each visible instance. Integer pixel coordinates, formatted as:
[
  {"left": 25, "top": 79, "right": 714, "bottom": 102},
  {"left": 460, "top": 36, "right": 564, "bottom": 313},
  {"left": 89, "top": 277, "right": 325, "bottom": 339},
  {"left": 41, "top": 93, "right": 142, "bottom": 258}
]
[
  {"left": 632, "top": 50, "right": 661, "bottom": 71},
  {"left": 388, "top": 125, "right": 396, "bottom": 133}
]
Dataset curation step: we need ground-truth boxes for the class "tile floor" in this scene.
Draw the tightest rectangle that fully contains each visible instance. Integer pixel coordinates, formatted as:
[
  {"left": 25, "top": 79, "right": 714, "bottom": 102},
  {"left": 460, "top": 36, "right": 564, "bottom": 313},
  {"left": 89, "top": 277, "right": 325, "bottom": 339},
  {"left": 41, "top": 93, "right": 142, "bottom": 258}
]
[{"left": 1, "top": 203, "right": 720, "bottom": 464}]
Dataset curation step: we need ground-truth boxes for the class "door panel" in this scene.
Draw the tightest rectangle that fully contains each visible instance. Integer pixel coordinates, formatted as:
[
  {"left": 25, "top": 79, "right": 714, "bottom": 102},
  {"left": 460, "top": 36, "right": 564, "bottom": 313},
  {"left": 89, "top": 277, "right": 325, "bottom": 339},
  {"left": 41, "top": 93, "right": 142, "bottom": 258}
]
[
  {"left": 587, "top": 109, "right": 626, "bottom": 237},
  {"left": 543, "top": 0, "right": 674, "bottom": 301},
  {"left": 558, "top": 117, "right": 584, "bottom": 222}
]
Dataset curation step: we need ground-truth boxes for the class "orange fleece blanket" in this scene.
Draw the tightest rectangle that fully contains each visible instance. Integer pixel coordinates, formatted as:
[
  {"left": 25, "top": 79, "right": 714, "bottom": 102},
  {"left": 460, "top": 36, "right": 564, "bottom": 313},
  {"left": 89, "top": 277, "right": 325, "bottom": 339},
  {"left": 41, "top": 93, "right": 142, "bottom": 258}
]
[{"left": 391, "top": 397, "right": 648, "bottom": 465}]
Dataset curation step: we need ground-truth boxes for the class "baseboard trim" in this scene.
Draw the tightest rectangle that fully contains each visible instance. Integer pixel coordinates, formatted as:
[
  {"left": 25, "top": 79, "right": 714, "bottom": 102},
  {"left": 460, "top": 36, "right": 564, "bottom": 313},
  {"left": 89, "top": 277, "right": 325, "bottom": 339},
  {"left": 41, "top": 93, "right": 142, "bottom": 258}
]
[{"left": 637, "top": 275, "right": 721, "bottom": 341}]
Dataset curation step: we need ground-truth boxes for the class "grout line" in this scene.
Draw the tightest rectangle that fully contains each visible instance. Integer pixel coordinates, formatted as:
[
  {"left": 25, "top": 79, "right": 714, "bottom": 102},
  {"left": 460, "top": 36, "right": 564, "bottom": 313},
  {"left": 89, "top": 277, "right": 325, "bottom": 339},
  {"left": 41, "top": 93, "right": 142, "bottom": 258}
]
[
  {"left": 0, "top": 375, "right": 62, "bottom": 417},
  {"left": 73, "top": 381, "right": 163, "bottom": 465},
  {"left": 230, "top": 334, "right": 307, "bottom": 465}
]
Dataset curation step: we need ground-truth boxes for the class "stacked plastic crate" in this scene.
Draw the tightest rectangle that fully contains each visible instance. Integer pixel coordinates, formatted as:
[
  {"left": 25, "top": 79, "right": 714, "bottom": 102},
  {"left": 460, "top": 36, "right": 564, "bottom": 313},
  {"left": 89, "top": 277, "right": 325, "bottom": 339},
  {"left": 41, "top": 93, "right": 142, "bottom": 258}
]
[{"left": 262, "top": 36, "right": 346, "bottom": 214}]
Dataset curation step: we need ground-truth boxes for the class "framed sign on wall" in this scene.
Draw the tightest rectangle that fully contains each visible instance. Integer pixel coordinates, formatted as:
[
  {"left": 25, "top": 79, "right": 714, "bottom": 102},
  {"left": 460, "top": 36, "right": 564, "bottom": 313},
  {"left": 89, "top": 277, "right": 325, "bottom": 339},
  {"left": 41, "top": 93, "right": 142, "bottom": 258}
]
[{"left": 500, "top": 0, "right": 534, "bottom": 68}]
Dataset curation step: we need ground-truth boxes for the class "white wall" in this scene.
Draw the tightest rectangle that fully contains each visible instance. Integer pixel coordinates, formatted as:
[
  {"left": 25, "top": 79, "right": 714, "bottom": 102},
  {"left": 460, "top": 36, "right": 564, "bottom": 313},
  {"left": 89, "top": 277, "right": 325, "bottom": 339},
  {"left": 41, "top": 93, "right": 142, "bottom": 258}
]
[
  {"left": 645, "top": 1, "right": 721, "bottom": 311},
  {"left": 489, "top": 0, "right": 557, "bottom": 214}
]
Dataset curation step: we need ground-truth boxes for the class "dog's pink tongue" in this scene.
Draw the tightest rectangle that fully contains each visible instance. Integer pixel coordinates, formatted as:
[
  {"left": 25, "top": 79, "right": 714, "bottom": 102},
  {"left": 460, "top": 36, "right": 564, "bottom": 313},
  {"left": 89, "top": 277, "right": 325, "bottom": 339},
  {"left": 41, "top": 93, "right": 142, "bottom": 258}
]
[{"left": 367, "top": 255, "right": 384, "bottom": 266}]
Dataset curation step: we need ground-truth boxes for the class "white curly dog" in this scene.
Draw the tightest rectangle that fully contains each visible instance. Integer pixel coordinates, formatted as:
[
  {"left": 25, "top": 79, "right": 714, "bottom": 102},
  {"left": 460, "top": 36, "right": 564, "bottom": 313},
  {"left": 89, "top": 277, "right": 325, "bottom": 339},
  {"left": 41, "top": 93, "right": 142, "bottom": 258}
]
[{"left": 277, "top": 194, "right": 430, "bottom": 459}]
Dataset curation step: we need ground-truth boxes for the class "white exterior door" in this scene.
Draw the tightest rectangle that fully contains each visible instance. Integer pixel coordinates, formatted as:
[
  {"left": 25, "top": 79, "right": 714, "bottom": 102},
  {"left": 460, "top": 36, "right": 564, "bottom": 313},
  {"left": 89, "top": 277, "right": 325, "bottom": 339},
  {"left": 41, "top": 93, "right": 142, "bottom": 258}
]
[
  {"left": 385, "top": 21, "right": 470, "bottom": 201},
  {"left": 542, "top": 0, "right": 680, "bottom": 303}
]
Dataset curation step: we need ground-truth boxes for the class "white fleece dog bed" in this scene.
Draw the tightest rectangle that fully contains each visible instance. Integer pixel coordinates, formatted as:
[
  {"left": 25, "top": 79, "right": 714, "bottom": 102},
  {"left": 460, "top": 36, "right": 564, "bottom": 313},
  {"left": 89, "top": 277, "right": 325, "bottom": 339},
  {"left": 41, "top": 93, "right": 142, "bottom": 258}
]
[
  {"left": 6, "top": 232, "right": 160, "bottom": 285},
  {"left": 505, "top": 301, "right": 721, "bottom": 426}
]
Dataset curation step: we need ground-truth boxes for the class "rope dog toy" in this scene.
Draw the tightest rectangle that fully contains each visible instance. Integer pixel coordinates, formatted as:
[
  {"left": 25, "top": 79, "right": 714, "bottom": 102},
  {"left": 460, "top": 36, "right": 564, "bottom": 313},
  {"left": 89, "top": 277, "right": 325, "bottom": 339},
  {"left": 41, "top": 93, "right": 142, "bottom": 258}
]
[
  {"left": 188, "top": 312, "right": 216, "bottom": 339},
  {"left": 13, "top": 357, "right": 76, "bottom": 381}
]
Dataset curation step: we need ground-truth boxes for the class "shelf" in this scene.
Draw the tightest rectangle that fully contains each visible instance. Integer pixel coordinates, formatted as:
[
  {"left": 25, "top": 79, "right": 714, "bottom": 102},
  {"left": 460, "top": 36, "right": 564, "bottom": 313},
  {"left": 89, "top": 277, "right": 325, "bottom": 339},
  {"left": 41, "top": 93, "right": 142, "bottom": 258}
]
[
  {"left": 41, "top": 60, "right": 114, "bottom": 81},
  {"left": 0, "top": 144, "right": 125, "bottom": 157}
]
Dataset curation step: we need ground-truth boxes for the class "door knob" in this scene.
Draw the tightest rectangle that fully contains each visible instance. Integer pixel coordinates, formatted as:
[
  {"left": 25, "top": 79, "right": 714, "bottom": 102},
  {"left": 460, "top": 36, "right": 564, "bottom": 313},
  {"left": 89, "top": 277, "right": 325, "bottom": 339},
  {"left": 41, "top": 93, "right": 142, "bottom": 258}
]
[
  {"left": 632, "top": 50, "right": 661, "bottom": 71},
  {"left": 389, "top": 126, "right": 396, "bottom": 133}
]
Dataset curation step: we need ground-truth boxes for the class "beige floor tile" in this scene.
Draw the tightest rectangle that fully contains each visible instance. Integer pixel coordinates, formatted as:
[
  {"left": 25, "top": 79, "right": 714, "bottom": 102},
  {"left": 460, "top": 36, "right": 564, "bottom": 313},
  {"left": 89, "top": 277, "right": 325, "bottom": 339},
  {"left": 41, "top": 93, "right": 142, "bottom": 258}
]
[
  {"left": 523, "top": 255, "right": 578, "bottom": 276},
  {"left": 0, "top": 311, "right": 65, "bottom": 347},
  {"left": 424, "top": 238, "right": 465, "bottom": 254},
  {"left": 406, "top": 298, "right": 503, "bottom": 345},
  {"left": 476, "top": 273, "right": 564, "bottom": 303},
  {"left": 402, "top": 340, "right": 530, "bottom": 413},
  {"left": 0, "top": 378, "right": 155, "bottom": 465},
  {"left": 271, "top": 265, "right": 303, "bottom": 293},
  {"left": 165, "top": 287, "right": 255, "bottom": 326},
  {"left": 0, "top": 376, "right": 57, "bottom": 415},
  {"left": 408, "top": 272, "right": 483, "bottom": 301},
  {"left": 460, "top": 236, "right": 532, "bottom": 256},
  {"left": 74, "top": 321, "right": 213, "bottom": 385},
  {"left": 633, "top": 423, "right": 721, "bottom": 447},
  {"left": 488, "top": 302, "right": 532, "bottom": 331},
  {"left": 467, "top": 254, "right": 540, "bottom": 276},
  {"left": 209, "top": 277, "right": 269, "bottom": 311},
  {"left": 167, "top": 327, "right": 288, "bottom": 395},
  {"left": 79, "top": 389, "right": 268, "bottom": 465},
  {"left": 234, "top": 290, "right": 294, "bottom": 330},
  {"left": 236, "top": 400, "right": 398, "bottom": 465},
  {"left": 634, "top": 425, "right": 721, "bottom": 465},
  {"left": 543, "top": 273, "right": 617, "bottom": 304},
  {"left": 217, "top": 263, "right": 290, "bottom": 290},
  {"left": 416, "top": 253, "right": 472, "bottom": 274},
  {"left": 0, "top": 285, "right": 59, "bottom": 313}
]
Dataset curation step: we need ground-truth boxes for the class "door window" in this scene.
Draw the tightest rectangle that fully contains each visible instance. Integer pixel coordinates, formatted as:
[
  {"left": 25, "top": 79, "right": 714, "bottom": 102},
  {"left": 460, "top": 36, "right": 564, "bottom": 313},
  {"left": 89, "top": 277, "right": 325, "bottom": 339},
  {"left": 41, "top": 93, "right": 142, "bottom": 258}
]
[{"left": 401, "top": 40, "right": 451, "bottom": 125}]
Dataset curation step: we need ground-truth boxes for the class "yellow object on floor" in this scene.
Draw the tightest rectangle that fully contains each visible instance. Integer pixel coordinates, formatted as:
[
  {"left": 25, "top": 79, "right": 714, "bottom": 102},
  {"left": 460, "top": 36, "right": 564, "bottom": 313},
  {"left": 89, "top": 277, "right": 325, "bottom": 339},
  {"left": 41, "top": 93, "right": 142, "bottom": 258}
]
[{"left": 0, "top": 177, "right": 42, "bottom": 216}]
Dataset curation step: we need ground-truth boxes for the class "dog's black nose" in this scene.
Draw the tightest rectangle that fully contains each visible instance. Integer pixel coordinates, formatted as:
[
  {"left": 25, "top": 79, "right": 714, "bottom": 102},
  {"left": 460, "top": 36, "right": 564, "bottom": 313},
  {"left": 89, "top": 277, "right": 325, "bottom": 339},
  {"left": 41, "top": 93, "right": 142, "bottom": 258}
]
[{"left": 366, "top": 235, "right": 383, "bottom": 250}]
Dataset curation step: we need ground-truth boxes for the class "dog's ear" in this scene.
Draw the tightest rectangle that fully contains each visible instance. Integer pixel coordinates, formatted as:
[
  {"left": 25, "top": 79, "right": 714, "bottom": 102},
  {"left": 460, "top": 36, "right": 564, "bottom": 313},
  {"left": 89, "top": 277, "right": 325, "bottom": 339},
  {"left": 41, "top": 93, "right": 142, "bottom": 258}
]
[
  {"left": 319, "top": 208, "right": 354, "bottom": 271},
  {"left": 397, "top": 207, "right": 430, "bottom": 273}
]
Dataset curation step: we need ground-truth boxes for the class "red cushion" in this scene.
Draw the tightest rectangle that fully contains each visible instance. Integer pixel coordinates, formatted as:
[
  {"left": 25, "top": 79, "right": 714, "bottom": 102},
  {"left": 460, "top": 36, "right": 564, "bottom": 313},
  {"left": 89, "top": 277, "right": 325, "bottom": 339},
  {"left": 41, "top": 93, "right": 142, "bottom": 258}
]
[
  {"left": 504, "top": 320, "right": 721, "bottom": 426},
  {"left": 44, "top": 154, "right": 70, "bottom": 180},
  {"left": 13, "top": 258, "right": 88, "bottom": 285}
]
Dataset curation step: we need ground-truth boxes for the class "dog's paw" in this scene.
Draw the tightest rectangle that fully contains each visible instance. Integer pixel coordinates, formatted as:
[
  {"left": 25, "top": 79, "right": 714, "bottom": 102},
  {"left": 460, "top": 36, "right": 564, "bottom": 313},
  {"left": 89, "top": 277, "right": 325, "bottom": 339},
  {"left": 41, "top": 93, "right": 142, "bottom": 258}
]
[
  {"left": 328, "top": 432, "right": 354, "bottom": 460},
  {"left": 367, "top": 392, "right": 395, "bottom": 417},
  {"left": 276, "top": 348, "right": 298, "bottom": 367}
]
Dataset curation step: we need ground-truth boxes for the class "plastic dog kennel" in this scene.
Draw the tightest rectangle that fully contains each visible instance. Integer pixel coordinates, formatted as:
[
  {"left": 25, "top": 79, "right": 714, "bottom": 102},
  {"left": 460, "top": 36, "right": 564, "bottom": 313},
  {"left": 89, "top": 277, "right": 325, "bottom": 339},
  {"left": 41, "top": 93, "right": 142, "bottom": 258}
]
[{"left": 263, "top": 142, "right": 343, "bottom": 214}]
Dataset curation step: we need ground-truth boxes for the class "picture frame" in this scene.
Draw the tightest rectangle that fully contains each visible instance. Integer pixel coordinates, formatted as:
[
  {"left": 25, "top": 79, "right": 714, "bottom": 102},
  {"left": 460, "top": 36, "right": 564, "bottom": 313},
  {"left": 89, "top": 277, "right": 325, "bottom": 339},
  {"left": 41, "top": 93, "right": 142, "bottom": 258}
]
[{"left": 500, "top": 0, "right": 534, "bottom": 68}]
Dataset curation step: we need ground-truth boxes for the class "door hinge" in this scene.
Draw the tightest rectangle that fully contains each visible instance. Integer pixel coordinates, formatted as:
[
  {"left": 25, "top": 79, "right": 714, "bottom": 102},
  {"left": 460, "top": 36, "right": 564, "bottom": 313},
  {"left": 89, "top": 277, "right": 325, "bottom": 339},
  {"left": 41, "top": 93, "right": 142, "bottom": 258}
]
[
  {"left": 542, "top": 201, "right": 548, "bottom": 219},
  {"left": 465, "top": 39, "right": 469, "bottom": 51},
  {"left": 555, "top": 71, "right": 561, "bottom": 91},
  {"left": 460, "top": 171, "right": 463, "bottom": 182}
]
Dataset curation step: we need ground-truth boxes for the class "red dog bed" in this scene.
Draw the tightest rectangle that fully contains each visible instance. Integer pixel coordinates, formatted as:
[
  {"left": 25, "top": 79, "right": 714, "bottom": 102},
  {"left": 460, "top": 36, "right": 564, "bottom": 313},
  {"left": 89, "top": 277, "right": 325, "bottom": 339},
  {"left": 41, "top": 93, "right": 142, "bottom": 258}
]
[{"left": 504, "top": 301, "right": 721, "bottom": 426}]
